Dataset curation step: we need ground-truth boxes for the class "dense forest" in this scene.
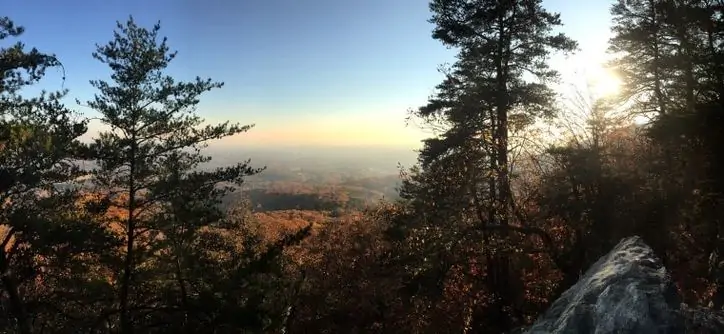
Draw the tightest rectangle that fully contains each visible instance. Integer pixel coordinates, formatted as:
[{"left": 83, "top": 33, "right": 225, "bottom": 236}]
[{"left": 2, "top": 0, "right": 724, "bottom": 333}]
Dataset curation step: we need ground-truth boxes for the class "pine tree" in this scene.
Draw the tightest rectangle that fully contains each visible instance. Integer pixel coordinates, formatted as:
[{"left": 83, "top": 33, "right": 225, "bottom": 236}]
[
  {"left": 609, "top": 0, "right": 724, "bottom": 115},
  {"left": 82, "top": 17, "right": 263, "bottom": 333},
  {"left": 609, "top": 0, "right": 676, "bottom": 116},
  {"left": 400, "top": 0, "right": 577, "bottom": 330}
]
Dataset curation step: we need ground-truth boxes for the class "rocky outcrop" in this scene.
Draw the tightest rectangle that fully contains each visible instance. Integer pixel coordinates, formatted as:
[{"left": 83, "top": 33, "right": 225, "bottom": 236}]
[{"left": 525, "top": 236, "right": 724, "bottom": 334}]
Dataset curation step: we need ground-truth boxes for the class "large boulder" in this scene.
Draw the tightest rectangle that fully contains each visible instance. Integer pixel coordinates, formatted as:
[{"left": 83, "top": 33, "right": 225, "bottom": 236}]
[{"left": 525, "top": 236, "right": 724, "bottom": 333}]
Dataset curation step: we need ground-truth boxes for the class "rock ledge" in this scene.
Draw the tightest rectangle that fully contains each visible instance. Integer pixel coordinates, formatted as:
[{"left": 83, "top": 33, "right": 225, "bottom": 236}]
[{"left": 526, "top": 236, "right": 724, "bottom": 334}]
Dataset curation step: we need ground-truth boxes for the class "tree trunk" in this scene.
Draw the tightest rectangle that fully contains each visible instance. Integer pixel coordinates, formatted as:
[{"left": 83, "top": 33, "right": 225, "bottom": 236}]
[
  {"left": 120, "top": 139, "right": 137, "bottom": 334},
  {"left": 498, "top": 0, "right": 518, "bottom": 326},
  {"left": 0, "top": 247, "right": 30, "bottom": 334},
  {"left": 174, "top": 248, "right": 190, "bottom": 332},
  {"left": 673, "top": 9, "right": 696, "bottom": 114}
]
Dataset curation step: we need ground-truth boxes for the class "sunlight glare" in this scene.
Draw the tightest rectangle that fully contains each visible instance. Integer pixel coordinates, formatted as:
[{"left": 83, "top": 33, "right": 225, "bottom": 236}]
[
  {"left": 633, "top": 115, "right": 649, "bottom": 125},
  {"left": 589, "top": 66, "right": 622, "bottom": 98}
]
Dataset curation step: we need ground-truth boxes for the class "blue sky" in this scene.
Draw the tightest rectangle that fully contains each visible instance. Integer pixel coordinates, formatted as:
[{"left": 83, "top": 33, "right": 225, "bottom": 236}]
[{"left": 4, "top": 0, "right": 615, "bottom": 149}]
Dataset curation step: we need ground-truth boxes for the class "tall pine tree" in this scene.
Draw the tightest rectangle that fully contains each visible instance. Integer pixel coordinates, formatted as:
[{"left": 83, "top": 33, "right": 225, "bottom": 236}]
[
  {"left": 82, "top": 17, "right": 264, "bottom": 333},
  {"left": 400, "top": 0, "right": 576, "bottom": 330}
]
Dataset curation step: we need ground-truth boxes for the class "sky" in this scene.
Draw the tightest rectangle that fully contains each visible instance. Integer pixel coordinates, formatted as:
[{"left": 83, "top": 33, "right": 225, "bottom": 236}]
[{"left": 4, "top": 0, "right": 616, "bottom": 150}]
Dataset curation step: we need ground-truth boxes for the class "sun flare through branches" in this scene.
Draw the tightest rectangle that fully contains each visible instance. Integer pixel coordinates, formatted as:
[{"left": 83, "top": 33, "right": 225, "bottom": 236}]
[{"left": 588, "top": 65, "right": 622, "bottom": 99}]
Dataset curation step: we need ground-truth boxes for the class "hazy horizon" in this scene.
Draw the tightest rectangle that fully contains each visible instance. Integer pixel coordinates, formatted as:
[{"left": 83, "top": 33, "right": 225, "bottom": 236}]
[{"left": 204, "top": 143, "right": 420, "bottom": 175}]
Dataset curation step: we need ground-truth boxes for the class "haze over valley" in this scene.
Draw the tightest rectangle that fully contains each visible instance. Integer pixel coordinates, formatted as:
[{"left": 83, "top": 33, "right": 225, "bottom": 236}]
[{"left": 208, "top": 145, "right": 417, "bottom": 211}]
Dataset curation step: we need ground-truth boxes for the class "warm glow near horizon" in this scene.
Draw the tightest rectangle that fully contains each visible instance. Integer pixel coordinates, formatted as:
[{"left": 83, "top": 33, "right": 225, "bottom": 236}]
[
  {"left": 81, "top": 112, "right": 429, "bottom": 149},
  {"left": 221, "top": 119, "right": 427, "bottom": 148}
]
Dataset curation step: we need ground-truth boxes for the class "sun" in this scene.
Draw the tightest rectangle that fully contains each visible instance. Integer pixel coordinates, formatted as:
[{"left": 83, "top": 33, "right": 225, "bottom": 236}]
[{"left": 589, "top": 66, "right": 622, "bottom": 98}]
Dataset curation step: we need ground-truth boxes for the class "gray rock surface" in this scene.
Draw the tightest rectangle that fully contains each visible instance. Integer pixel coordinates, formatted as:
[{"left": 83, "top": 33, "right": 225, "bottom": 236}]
[{"left": 526, "top": 236, "right": 686, "bottom": 333}]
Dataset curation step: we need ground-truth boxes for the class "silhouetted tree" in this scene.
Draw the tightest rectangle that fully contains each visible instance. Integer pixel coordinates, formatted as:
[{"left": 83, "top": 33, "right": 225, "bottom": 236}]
[
  {"left": 82, "top": 16, "right": 273, "bottom": 332},
  {"left": 396, "top": 0, "right": 577, "bottom": 330}
]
